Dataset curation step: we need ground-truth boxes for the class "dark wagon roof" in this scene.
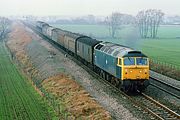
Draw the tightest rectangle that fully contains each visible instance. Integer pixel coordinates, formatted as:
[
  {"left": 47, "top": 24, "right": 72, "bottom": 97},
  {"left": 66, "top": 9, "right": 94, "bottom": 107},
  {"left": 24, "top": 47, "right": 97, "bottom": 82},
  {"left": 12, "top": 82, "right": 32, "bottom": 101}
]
[
  {"left": 36, "top": 21, "right": 45, "bottom": 25},
  {"left": 77, "top": 36, "right": 101, "bottom": 46},
  {"left": 95, "top": 42, "right": 147, "bottom": 58},
  {"left": 46, "top": 25, "right": 54, "bottom": 29},
  {"left": 52, "top": 28, "right": 64, "bottom": 32},
  {"left": 37, "top": 21, "right": 45, "bottom": 24},
  {"left": 36, "top": 21, "right": 49, "bottom": 28},
  {"left": 42, "top": 23, "right": 49, "bottom": 27}
]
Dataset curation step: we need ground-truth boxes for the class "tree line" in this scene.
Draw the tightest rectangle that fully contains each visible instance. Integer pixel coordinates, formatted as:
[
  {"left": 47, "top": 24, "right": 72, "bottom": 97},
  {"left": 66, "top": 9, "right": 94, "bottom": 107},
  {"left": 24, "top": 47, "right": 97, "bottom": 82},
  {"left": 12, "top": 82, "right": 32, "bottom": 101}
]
[
  {"left": 0, "top": 17, "right": 11, "bottom": 40},
  {"left": 105, "top": 9, "right": 164, "bottom": 39}
]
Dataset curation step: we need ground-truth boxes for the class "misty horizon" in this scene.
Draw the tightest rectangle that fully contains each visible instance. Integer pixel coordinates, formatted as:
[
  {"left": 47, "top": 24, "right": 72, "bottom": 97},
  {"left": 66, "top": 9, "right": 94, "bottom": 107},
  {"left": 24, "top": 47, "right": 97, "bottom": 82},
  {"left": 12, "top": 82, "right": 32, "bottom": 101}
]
[{"left": 1, "top": 0, "right": 180, "bottom": 17}]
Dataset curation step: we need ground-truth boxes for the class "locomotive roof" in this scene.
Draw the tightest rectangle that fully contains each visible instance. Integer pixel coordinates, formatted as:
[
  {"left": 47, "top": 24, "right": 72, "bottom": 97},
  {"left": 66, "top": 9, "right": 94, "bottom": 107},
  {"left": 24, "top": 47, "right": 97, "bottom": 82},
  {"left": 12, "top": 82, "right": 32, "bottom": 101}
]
[
  {"left": 95, "top": 42, "right": 147, "bottom": 57},
  {"left": 46, "top": 26, "right": 55, "bottom": 30},
  {"left": 77, "top": 36, "right": 101, "bottom": 46}
]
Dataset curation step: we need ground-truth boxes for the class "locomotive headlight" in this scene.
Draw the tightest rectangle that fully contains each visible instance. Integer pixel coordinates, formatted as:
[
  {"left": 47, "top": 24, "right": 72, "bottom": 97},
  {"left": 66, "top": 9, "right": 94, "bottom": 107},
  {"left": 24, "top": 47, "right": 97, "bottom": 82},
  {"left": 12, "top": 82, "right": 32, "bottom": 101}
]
[
  {"left": 125, "top": 69, "right": 128, "bottom": 74},
  {"left": 130, "top": 70, "right": 132, "bottom": 73},
  {"left": 144, "top": 69, "right": 147, "bottom": 74},
  {"left": 139, "top": 70, "right": 142, "bottom": 73}
]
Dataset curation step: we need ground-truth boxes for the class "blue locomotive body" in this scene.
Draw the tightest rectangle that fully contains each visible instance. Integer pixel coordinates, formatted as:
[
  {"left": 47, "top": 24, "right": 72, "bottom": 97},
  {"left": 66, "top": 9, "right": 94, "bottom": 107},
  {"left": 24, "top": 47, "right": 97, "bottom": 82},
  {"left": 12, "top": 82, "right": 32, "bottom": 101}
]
[{"left": 94, "top": 49, "right": 122, "bottom": 78}]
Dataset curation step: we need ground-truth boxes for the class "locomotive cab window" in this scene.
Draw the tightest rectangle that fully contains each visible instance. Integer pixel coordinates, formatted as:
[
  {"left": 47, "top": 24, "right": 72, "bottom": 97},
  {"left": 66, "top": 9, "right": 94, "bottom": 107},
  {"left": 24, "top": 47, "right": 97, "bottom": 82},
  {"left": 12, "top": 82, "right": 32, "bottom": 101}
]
[
  {"left": 124, "top": 57, "right": 135, "bottom": 65},
  {"left": 136, "top": 57, "right": 148, "bottom": 65},
  {"left": 95, "top": 44, "right": 103, "bottom": 50}
]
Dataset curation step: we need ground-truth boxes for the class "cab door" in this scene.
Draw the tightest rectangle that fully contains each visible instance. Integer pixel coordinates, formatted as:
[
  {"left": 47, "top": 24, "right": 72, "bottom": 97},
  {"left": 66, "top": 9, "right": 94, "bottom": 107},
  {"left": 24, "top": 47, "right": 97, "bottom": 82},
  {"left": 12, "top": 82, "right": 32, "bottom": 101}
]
[{"left": 116, "top": 58, "right": 122, "bottom": 79}]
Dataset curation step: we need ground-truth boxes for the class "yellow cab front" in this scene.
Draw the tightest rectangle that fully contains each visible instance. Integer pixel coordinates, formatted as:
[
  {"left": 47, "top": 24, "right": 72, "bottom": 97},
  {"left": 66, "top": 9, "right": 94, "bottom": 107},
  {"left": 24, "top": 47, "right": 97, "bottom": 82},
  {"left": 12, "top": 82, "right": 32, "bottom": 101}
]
[{"left": 121, "top": 57, "right": 149, "bottom": 80}]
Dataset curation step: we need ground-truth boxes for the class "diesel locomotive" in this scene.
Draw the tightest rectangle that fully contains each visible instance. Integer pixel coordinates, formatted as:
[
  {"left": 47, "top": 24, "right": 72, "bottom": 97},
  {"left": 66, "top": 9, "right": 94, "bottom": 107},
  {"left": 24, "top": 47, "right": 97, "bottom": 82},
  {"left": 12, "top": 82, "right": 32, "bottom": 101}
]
[{"left": 35, "top": 21, "right": 150, "bottom": 92}]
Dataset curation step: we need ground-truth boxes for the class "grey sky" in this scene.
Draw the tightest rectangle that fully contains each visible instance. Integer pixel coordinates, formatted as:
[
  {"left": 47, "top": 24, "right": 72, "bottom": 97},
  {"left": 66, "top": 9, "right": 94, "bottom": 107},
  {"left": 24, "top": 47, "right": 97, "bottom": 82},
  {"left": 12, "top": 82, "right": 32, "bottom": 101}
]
[{"left": 1, "top": 0, "right": 180, "bottom": 16}]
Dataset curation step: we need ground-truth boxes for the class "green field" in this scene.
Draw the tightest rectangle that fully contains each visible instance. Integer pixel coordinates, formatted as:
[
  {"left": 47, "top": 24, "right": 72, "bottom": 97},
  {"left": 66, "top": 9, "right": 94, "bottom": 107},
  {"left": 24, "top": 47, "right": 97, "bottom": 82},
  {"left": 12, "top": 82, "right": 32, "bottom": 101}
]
[
  {"left": 0, "top": 42, "right": 52, "bottom": 119},
  {"left": 51, "top": 24, "right": 180, "bottom": 67}
]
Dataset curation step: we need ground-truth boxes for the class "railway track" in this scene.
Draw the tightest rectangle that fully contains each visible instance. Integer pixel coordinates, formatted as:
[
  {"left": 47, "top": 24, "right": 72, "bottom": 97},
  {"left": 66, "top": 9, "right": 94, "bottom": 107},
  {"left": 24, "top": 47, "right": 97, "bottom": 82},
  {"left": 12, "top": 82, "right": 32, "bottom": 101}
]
[
  {"left": 150, "top": 76, "right": 180, "bottom": 99},
  {"left": 131, "top": 92, "right": 180, "bottom": 120},
  {"left": 24, "top": 21, "right": 180, "bottom": 120}
]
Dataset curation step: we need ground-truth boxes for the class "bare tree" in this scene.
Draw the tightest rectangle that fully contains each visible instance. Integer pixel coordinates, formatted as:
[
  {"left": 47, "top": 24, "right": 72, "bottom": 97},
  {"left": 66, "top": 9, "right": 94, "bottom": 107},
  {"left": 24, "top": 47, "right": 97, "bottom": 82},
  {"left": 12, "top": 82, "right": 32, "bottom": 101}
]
[
  {"left": 0, "top": 17, "right": 11, "bottom": 40},
  {"left": 136, "top": 9, "right": 164, "bottom": 38},
  {"left": 105, "top": 12, "right": 134, "bottom": 38},
  {"left": 136, "top": 11, "right": 145, "bottom": 38},
  {"left": 151, "top": 9, "right": 164, "bottom": 38}
]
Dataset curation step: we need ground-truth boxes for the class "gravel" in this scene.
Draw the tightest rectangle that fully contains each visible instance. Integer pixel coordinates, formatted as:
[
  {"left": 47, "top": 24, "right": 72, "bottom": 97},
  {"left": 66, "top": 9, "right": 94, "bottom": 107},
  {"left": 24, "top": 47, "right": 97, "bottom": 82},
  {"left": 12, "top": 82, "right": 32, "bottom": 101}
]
[
  {"left": 144, "top": 71, "right": 180, "bottom": 114},
  {"left": 150, "top": 70, "right": 180, "bottom": 88}
]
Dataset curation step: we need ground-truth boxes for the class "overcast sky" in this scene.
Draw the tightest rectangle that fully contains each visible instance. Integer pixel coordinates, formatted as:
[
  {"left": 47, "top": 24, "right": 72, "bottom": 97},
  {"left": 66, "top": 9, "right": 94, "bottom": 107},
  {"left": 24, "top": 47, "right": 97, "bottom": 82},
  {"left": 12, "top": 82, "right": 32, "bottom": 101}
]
[{"left": 1, "top": 0, "right": 180, "bottom": 16}]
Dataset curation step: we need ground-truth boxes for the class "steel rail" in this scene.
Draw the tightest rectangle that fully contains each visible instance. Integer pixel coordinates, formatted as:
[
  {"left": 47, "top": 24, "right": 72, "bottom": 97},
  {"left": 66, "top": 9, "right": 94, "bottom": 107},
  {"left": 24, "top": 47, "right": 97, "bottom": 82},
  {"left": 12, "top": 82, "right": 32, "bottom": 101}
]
[
  {"left": 150, "top": 76, "right": 180, "bottom": 91},
  {"left": 141, "top": 92, "right": 180, "bottom": 120},
  {"left": 150, "top": 76, "right": 180, "bottom": 99},
  {"left": 150, "top": 82, "right": 180, "bottom": 99}
]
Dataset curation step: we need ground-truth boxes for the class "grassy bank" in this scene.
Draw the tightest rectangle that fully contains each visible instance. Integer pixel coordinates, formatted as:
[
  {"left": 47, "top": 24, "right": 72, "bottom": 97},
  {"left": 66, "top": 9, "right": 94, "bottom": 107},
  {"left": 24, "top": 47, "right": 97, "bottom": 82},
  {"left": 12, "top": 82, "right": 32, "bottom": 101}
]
[{"left": 0, "top": 42, "right": 53, "bottom": 119}]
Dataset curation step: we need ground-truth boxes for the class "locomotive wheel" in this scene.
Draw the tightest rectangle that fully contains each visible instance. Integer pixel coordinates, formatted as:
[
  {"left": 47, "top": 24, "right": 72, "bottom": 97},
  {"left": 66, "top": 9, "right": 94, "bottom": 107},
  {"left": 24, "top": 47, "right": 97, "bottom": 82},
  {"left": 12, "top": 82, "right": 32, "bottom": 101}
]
[
  {"left": 105, "top": 74, "right": 111, "bottom": 82},
  {"left": 137, "top": 85, "right": 145, "bottom": 92},
  {"left": 115, "top": 78, "right": 120, "bottom": 87},
  {"left": 110, "top": 77, "right": 117, "bottom": 86},
  {"left": 132, "top": 84, "right": 138, "bottom": 92},
  {"left": 100, "top": 70, "right": 106, "bottom": 79},
  {"left": 121, "top": 85, "right": 131, "bottom": 93},
  {"left": 103, "top": 72, "right": 106, "bottom": 80}
]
